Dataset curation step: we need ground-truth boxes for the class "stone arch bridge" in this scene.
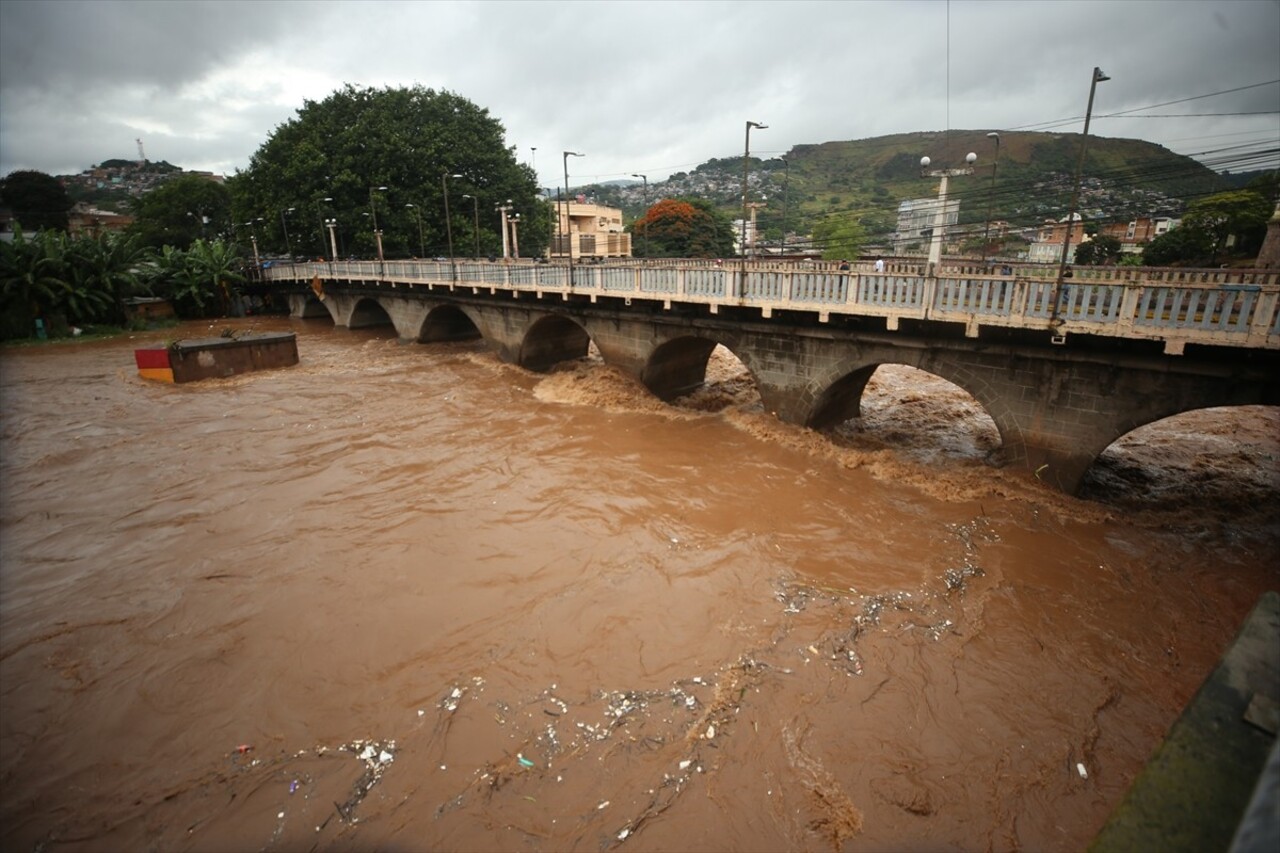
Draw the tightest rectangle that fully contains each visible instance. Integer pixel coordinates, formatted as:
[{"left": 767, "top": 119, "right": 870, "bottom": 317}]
[{"left": 266, "top": 259, "right": 1280, "bottom": 494}]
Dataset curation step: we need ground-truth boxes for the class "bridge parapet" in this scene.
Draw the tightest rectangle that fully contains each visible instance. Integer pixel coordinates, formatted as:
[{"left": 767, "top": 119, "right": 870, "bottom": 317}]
[{"left": 263, "top": 260, "right": 1279, "bottom": 353}]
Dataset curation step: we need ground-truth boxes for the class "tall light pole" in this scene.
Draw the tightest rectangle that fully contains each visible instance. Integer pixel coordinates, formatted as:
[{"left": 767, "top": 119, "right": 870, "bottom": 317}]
[
  {"left": 462, "top": 194, "right": 480, "bottom": 258},
  {"left": 740, "top": 121, "right": 767, "bottom": 291},
  {"left": 1052, "top": 67, "right": 1111, "bottom": 327},
  {"left": 780, "top": 157, "right": 790, "bottom": 257},
  {"left": 531, "top": 147, "right": 537, "bottom": 178},
  {"left": 368, "top": 185, "right": 388, "bottom": 261},
  {"left": 442, "top": 172, "right": 463, "bottom": 279},
  {"left": 243, "top": 219, "right": 262, "bottom": 267},
  {"left": 631, "top": 173, "right": 648, "bottom": 259},
  {"left": 324, "top": 218, "right": 339, "bottom": 261},
  {"left": 318, "top": 197, "right": 333, "bottom": 260},
  {"left": 919, "top": 153, "right": 977, "bottom": 273},
  {"left": 563, "top": 151, "right": 584, "bottom": 285},
  {"left": 496, "top": 200, "right": 513, "bottom": 259},
  {"left": 981, "top": 133, "right": 1001, "bottom": 265},
  {"left": 404, "top": 203, "right": 425, "bottom": 258},
  {"left": 280, "top": 207, "right": 295, "bottom": 259}
]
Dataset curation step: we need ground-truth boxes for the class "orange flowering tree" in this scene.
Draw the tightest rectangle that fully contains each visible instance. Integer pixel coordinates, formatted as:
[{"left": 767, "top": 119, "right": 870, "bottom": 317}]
[{"left": 629, "top": 197, "right": 735, "bottom": 258}]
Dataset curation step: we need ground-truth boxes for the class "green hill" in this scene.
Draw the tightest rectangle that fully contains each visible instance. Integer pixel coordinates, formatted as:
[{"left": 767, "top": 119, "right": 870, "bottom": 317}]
[{"left": 577, "top": 130, "right": 1226, "bottom": 243}]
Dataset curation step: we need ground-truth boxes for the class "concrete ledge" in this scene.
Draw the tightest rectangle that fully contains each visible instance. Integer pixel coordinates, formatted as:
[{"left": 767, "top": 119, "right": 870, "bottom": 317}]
[
  {"left": 135, "top": 332, "right": 298, "bottom": 383},
  {"left": 1090, "top": 591, "right": 1280, "bottom": 852}
]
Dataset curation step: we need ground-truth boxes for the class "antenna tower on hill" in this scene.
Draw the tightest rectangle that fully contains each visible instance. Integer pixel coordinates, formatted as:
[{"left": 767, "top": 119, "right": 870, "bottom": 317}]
[{"left": 136, "top": 138, "right": 146, "bottom": 166}]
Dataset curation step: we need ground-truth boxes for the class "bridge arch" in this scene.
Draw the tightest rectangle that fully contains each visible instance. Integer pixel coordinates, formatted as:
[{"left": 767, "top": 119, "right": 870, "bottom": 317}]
[
  {"left": 519, "top": 313, "right": 592, "bottom": 372},
  {"left": 417, "top": 303, "right": 483, "bottom": 344},
  {"left": 348, "top": 297, "right": 394, "bottom": 330},
  {"left": 804, "top": 358, "right": 1006, "bottom": 460},
  {"left": 1080, "top": 403, "right": 1280, "bottom": 507},
  {"left": 286, "top": 293, "right": 336, "bottom": 322},
  {"left": 640, "top": 335, "right": 760, "bottom": 403},
  {"left": 642, "top": 336, "right": 718, "bottom": 401}
]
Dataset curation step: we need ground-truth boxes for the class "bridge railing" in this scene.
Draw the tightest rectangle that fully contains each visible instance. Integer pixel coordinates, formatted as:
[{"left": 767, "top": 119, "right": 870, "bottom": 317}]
[{"left": 261, "top": 260, "right": 1280, "bottom": 351}]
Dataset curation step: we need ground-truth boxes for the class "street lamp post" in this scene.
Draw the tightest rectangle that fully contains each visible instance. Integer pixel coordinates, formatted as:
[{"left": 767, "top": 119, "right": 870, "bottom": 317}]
[
  {"left": 1052, "top": 66, "right": 1111, "bottom": 328},
  {"left": 919, "top": 153, "right": 977, "bottom": 274},
  {"left": 404, "top": 204, "right": 425, "bottom": 258},
  {"left": 740, "top": 120, "right": 767, "bottom": 293},
  {"left": 243, "top": 220, "right": 262, "bottom": 267},
  {"left": 496, "top": 200, "right": 513, "bottom": 259},
  {"left": 630, "top": 173, "right": 648, "bottom": 259},
  {"left": 324, "top": 218, "right": 339, "bottom": 261},
  {"left": 462, "top": 195, "right": 480, "bottom": 259},
  {"left": 509, "top": 213, "right": 521, "bottom": 259},
  {"left": 280, "top": 207, "right": 295, "bottom": 259},
  {"left": 981, "top": 133, "right": 1001, "bottom": 265},
  {"left": 368, "top": 186, "right": 388, "bottom": 262},
  {"left": 563, "top": 151, "right": 584, "bottom": 286},
  {"left": 442, "top": 172, "right": 463, "bottom": 280},
  {"left": 318, "top": 197, "right": 334, "bottom": 260}
]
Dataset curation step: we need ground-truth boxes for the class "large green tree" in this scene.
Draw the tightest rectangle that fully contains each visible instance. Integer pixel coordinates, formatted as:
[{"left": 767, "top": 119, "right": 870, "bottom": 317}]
[
  {"left": 1141, "top": 225, "right": 1213, "bottom": 266},
  {"left": 629, "top": 198, "right": 735, "bottom": 258},
  {"left": 128, "top": 174, "right": 233, "bottom": 251},
  {"left": 0, "top": 170, "right": 73, "bottom": 233},
  {"left": 810, "top": 214, "right": 866, "bottom": 261},
  {"left": 1181, "top": 190, "right": 1272, "bottom": 263},
  {"left": 228, "top": 84, "right": 547, "bottom": 260},
  {"left": 1074, "top": 234, "right": 1122, "bottom": 265}
]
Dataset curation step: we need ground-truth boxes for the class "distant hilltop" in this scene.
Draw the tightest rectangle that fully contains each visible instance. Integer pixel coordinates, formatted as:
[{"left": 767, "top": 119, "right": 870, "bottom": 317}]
[
  {"left": 568, "top": 129, "right": 1263, "bottom": 236},
  {"left": 56, "top": 158, "right": 224, "bottom": 213}
]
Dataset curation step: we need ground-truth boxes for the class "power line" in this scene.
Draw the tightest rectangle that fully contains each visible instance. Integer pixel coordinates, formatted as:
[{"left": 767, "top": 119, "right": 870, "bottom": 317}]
[
  {"left": 1101, "top": 112, "right": 1280, "bottom": 118},
  {"left": 1102, "top": 79, "right": 1280, "bottom": 117}
]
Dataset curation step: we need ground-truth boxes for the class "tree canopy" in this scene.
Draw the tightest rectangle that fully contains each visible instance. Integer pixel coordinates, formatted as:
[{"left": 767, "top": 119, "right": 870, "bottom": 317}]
[
  {"left": 1074, "top": 234, "right": 1122, "bottom": 265},
  {"left": 0, "top": 170, "right": 73, "bottom": 233},
  {"left": 1140, "top": 189, "right": 1272, "bottom": 266},
  {"left": 128, "top": 174, "right": 234, "bottom": 250},
  {"left": 227, "top": 84, "right": 547, "bottom": 260},
  {"left": 630, "top": 198, "right": 735, "bottom": 258},
  {"left": 810, "top": 215, "right": 866, "bottom": 261},
  {"left": 1181, "top": 190, "right": 1271, "bottom": 263}
]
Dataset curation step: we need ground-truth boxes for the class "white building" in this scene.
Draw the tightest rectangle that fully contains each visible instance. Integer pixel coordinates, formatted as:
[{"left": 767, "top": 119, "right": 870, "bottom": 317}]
[{"left": 892, "top": 196, "right": 959, "bottom": 255}]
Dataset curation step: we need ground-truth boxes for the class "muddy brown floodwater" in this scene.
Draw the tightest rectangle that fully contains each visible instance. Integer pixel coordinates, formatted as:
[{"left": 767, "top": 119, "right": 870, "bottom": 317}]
[{"left": 1, "top": 316, "right": 1277, "bottom": 852}]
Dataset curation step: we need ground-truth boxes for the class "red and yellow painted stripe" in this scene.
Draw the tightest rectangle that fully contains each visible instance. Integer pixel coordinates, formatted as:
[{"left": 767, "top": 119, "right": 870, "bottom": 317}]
[{"left": 134, "top": 347, "right": 174, "bottom": 382}]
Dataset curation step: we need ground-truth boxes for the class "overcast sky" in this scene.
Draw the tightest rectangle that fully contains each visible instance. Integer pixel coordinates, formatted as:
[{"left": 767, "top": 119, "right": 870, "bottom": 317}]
[{"left": 1, "top": 0, "right": 1277, "bottom": 187}]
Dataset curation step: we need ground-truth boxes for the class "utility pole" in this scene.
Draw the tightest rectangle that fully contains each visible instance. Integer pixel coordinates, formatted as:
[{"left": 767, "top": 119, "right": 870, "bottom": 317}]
[
  {"left": 1052, "top": 67, "right": 1111, "bottom": 329},
  {"left": 981, "top": 133, "right": 1001, "bottom": 264},
  {"left": 780, "top": 157, "right": 790, "bottom": 257},
  {"left": 631, "top": 173, "right": 648, "bottom": 258},
  {"left": 740, "top": 121, "right": 767, "bottom": 293}
]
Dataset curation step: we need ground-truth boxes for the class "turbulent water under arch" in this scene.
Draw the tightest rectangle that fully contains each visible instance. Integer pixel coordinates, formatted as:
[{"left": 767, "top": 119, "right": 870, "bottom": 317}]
[{"left": 1, "top": 317, "right": 1276, "bottom": 852}]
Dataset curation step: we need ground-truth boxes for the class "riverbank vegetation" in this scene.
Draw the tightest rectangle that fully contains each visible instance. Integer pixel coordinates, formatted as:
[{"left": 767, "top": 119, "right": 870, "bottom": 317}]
[{"left": 0, "top": 229, "right": 249, "bottom": 342}]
